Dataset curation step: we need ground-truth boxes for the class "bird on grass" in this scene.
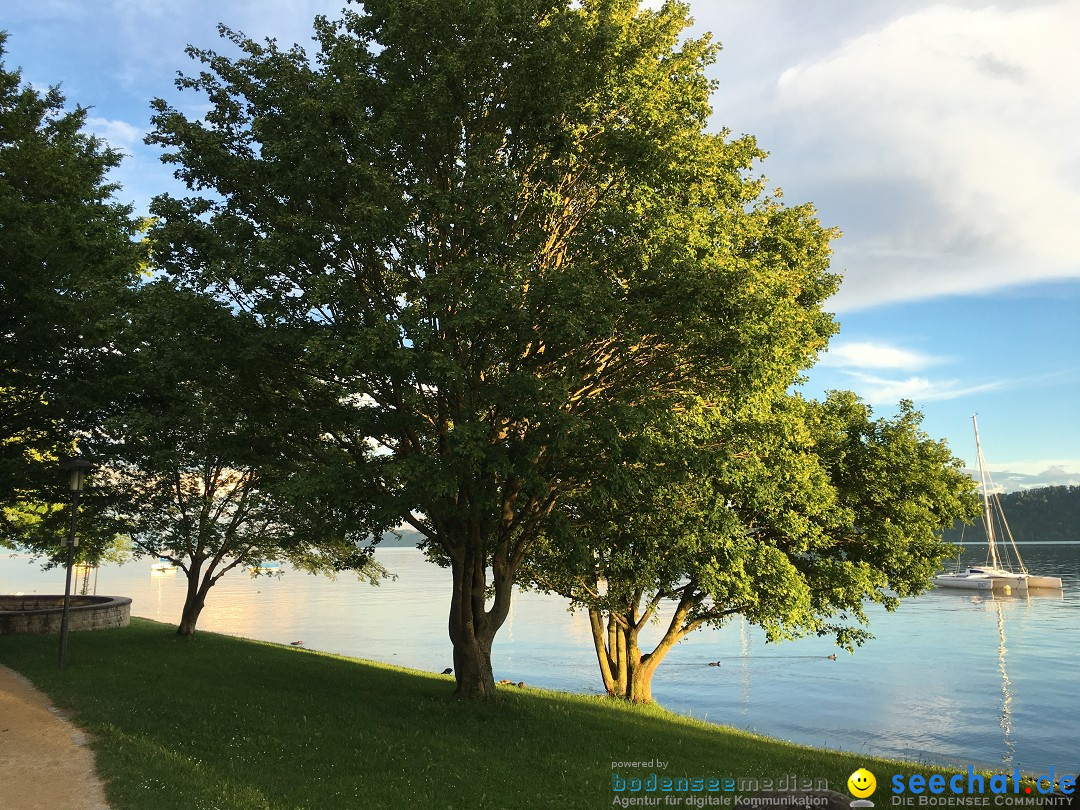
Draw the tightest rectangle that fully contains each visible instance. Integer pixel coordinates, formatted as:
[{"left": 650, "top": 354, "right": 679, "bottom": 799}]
[{"left": 441, "top": 668, "right": 453, "bottom": 675}]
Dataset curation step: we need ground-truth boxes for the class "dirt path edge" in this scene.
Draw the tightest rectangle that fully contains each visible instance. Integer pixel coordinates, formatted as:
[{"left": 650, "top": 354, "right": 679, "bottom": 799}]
[{"left": 0, "top": 663, "right": 112, "bottom": 810}]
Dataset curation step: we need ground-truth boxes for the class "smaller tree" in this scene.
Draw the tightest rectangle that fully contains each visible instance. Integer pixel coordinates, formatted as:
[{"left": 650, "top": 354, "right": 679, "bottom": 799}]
[
  {"left": 527, "top": 393, "right": 978, "bottom": 704},
  {"left": 97, "top": 281, "right": 393, "bottom": 635}
]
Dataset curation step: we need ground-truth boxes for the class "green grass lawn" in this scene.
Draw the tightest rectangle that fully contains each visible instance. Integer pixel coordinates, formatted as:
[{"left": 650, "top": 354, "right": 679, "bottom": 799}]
[{"left": 0, "top": 619, "right": 960, "bottom": 809}]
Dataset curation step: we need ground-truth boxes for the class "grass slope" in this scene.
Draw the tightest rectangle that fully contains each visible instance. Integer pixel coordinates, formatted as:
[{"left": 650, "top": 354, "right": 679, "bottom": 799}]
[{"left": 2, "top": 620, "right": 928, "bottom": 809}]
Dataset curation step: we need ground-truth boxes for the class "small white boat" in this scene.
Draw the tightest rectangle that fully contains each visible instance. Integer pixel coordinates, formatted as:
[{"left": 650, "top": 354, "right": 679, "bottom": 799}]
[
  {"left": 151, "top": 557, "right": 177, "bottom": 573},
  {"left": 933, "top": 566, "right": 1026, "bottom": 592},
  {"left": 248, "top": 561, "right": 282, "bottom": 574},
  {"left": 933, "top": 416, "right": 1063, "bottom": 592}
]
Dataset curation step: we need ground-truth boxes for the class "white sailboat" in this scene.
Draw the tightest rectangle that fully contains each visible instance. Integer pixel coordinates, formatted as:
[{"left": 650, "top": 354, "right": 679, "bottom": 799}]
[
  {"left": 933, "top": 416, "right": 1064, "bottom": 592},
  {"left": 150, "top": 557, "right": 177, "bottom": 573}
]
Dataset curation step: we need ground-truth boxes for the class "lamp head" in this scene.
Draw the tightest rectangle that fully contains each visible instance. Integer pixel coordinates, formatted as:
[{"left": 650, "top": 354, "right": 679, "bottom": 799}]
[{"left": 59, "top": 458, "right": 94, "bottom": 493}]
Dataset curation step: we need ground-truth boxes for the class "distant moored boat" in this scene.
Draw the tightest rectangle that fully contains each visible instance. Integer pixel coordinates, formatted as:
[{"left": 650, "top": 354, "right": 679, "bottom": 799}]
[{"left": 933, "top": 416, "right": 1064, "bottom": 592}]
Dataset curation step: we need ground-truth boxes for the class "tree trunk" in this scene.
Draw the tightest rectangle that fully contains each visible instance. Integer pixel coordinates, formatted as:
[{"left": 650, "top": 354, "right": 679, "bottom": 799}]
[
  {"left": 589, "top": 609, "right": 623, "bottom": 696},
  {"left": 174, "top": 551, "right": 248, "bottom": 636},
  {"left": 587, "top": 603, "right": 693, "bottom": 703},
  {"left": 177, "top": 559, "right": 211, "bottom": 636},
  {"left": 447, "top": 538, "right": 511, "bottom": 699},
  {"left": 177, "top": 594, "right": 206, "bottom": 636},
  {"left": 626, "top": 654, "right": 660, "bottom": 703},
  {"left": 451, "top": 627, "right": 496, "bottom": 699},
  {"left": 589, "top": 609, "right": 657, "bottom": 701}
]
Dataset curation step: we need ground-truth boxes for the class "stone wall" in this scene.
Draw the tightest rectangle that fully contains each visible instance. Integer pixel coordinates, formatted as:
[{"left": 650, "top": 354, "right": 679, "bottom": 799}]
[{"left": 0, "top": 595, "right": 132, "bottom": 635}]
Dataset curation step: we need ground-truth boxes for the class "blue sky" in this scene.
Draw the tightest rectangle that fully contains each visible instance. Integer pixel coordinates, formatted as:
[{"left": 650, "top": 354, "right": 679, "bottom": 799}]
[{"left": 3, "top": 0, "right": 1077, "bottom": 490}]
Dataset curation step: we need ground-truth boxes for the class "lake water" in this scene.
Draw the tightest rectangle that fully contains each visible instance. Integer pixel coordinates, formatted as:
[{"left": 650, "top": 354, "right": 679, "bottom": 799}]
[{"left": 2, "top": 543, "right": 1077, "bottom": 776}]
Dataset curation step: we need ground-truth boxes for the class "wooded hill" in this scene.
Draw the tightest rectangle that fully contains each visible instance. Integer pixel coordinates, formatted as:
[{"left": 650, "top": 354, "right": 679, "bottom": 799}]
[
  {"left": 942, "top": 485, "right": 1080, "bottom": 543},
  {"left": 378, "top": 488, "right": 1080, "bottom": 547}
]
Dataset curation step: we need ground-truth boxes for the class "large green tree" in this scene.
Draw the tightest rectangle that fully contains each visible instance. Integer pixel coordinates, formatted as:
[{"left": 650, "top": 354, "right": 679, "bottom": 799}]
[
  {"left": 528, "top": 393, "right": 979, "bottom": 703},
  {"left": 146, "top": 0, "right": 838, "bottom": 696},
  {"left": 1, "top": 32, "right": 143, "bottom": 539}
]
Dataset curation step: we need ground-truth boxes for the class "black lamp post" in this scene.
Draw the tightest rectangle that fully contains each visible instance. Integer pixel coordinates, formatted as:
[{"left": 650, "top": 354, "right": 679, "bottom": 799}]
[{"left": 58, "top": 458, "right": 93, "bottom": 670}]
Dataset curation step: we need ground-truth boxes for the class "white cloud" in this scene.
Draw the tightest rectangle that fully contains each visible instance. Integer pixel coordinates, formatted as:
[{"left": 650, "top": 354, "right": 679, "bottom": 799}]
[
  {"left": 968, "top": 461, "right": 1080, "bottom": 491},
  {"left": 982, "top": 459, "right": 1080, "bottom": 477},
  {"left": 812, "top": 340, "right": 990, "bottom": 404},
  {"left": 833, "top": 365, "right": 1080, "bottom": 407},
  {"left": 765, "top": 1, "right": 1080, "bottom": 310},
  {"left": 843, "top": 372, "right": 1005, "bottom": 405},
  {"left": 818, "top": 341, "right": 944, "bottom": 371},
  {"left": 85, "top": 117, "right": 142, "bottom": 151}
]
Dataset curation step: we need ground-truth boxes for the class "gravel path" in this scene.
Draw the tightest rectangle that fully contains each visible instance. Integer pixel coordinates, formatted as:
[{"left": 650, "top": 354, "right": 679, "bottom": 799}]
[{"left": 0, "top": 664, "right": 112, "bottom": 810}]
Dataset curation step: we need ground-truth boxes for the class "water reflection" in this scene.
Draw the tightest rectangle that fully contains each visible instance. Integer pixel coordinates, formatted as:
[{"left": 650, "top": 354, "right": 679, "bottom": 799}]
[
  {"left": 738, "top": 616, "right": 751, "bottom": 715},
  {"left": 72, "top": 563, "right": 99, "bottom": 596},
  {"left": 995, "top": 599, "right": 1014, "bottom": 765}
]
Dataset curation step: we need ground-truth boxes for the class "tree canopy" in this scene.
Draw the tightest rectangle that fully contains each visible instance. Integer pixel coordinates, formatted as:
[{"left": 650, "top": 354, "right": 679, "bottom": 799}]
[
  {"left": 143, "top": 0, "right": 846, "bottom": 696},
  {"left": 147, "top": 0, "right": 842, "bottom": 697},
  {"left": 1, "top": 33, "right": 389, "bottom": 621},
  {"left": 527, "top": 393, "right": 978, "bottom": 702},
  {"left": 1, "top": 32, "right": 144, "bottom": 547}
]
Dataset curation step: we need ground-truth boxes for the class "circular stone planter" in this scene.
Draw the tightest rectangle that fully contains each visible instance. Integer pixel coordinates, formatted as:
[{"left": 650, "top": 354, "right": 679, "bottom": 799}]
[{"left": 0, "top": 595, "right": 131, "bottom": 635}]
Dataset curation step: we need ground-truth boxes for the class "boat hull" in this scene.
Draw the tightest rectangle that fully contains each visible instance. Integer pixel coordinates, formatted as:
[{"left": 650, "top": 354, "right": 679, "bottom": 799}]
[
  {"left": 933, "top": 568, "right": 1063, "bottom": 591},
  {"left": 1024, "top": 575, "right": 1064, "bottom": 589},
  {"left": 933, "top": 567, "right": 1030, "bottom": 592},
  {"left": 933, "top": 575, "right": 995, "bottom": 590}
]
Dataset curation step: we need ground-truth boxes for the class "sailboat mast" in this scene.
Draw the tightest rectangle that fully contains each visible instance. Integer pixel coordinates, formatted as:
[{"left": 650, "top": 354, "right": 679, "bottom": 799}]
[{"left": 972, "top": 414, "right": 999, "bottom": 568}]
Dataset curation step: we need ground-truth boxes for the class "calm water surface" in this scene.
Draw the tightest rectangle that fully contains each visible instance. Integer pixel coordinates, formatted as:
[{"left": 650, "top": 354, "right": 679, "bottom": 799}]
[{"left": 3, "top": 543, "right": 1077, "bottom": 775}]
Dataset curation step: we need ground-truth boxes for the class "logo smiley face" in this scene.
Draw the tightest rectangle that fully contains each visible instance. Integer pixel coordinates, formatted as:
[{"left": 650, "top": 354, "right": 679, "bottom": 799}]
[{"left": 848, "top": 768, "right": 877, "bottom": 798}]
